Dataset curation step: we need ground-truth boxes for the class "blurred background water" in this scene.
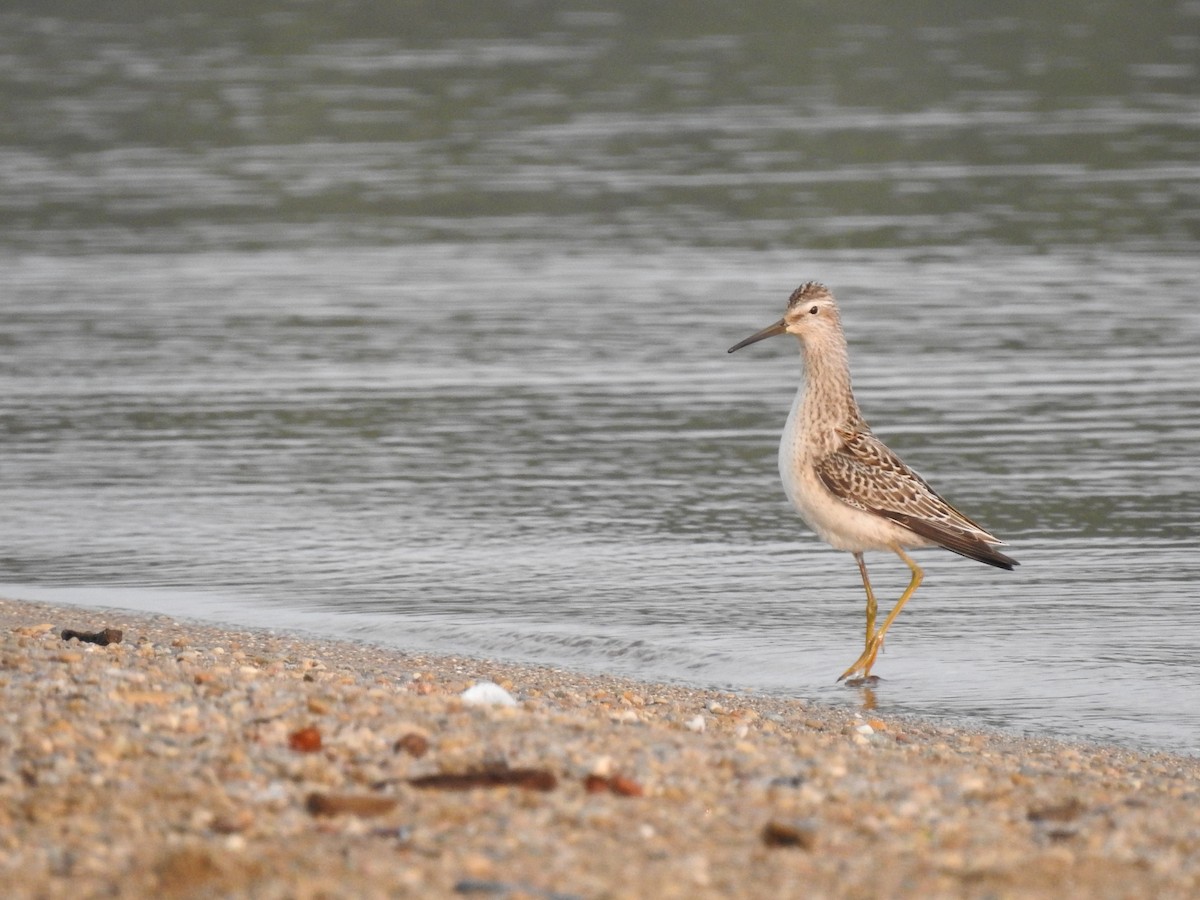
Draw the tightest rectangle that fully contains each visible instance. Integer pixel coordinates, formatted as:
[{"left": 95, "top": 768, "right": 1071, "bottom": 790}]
[{"left": 1, "top": 1, "right": 1198, "bottom": 753}]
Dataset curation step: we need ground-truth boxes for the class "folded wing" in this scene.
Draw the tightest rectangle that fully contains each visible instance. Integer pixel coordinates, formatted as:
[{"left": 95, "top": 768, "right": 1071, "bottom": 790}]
[{"left": 816, "top": 427, "right": 1018, "bottom": 570}]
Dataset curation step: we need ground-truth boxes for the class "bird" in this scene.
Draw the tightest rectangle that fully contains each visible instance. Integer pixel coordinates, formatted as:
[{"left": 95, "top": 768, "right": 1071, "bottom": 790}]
[{"left": 728, "top": 282, "right": 1017, "bottom": 682}]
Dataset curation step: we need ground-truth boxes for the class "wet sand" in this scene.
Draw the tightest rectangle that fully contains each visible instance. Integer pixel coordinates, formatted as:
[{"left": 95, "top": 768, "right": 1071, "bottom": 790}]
[{"left": 2, "top": 594, "right": 1197, "bottom": 899}]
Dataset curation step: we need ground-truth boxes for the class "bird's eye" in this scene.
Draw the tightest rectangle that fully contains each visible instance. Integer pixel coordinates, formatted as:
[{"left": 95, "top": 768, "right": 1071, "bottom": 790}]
[{"left": 809, "top": 305, "right": 819, "bottom": 315}]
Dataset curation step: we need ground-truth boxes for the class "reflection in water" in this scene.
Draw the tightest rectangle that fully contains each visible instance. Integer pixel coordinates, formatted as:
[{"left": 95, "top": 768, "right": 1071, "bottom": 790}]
[
  {"left": 0, "top": 3, "right": 1198, "bottom": 754},
  {"left": 859, "top": 686, "right": 879, "bottom": 713}
]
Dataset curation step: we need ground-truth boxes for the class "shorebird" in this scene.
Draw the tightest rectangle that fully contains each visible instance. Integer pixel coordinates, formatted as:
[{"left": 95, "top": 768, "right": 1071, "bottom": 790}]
[{"left": 728, "top": 282, "right": 1017, "bottom": 682}]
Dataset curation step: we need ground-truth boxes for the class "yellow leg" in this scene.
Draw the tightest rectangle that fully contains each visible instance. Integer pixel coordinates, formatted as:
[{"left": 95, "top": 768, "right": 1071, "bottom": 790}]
[
  {"left": 838, "top": 547, "right": 924, "bottom": 682},
  {"left": 854, "top": 552, "right": 877, "bottom": 649}
]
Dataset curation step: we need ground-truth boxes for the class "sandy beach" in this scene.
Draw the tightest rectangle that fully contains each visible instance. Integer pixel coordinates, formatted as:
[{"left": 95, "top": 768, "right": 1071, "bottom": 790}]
[{"left": 2, "top": 594, "right": 1197, "bottom": 899}]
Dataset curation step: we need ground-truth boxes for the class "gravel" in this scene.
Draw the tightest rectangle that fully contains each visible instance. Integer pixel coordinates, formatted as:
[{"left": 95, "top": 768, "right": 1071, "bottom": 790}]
[{"left": 2, "top": 595, "right": 1198, "bottom": 899}]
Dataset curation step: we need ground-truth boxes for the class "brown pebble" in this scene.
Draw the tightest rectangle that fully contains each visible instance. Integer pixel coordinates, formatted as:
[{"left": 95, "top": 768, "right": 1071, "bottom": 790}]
[
  {"left": 61, "top": 627, "right": 124, "bottom": 646},
  {"left": 408, "top": 767, "right": 557, "bottom": 792},
  {"left": 607, "top": 774, "right": 644, "bottom": 797},
  {"left": 394, "top": 732, "right": 430, "bottom": 758},
  {"left": 306, "top": 696, "right": 331, "bottom": 715},
  {"left": 1028, "top": 798, "right": 1086, "bottom": 823},
  {"left": 306, "top": 792, "right": 398, "bottom": 818},
  {"left": 584, "top": 773, "right": 644, "bottom": 797},
  {"left": 288, "top": 726, "right": 323, "bottom": 753},
  {"left": 211, "top": 809, "right": 255, "bottom": 834},
  {"left": 762, "top": 820, "right": 817, "bottom": 849}
]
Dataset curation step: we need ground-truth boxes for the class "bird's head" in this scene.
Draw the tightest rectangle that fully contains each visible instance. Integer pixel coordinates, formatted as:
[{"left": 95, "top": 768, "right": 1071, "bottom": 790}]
[{"left": 727, "top": 282, "right": 841, "bottom": 353}]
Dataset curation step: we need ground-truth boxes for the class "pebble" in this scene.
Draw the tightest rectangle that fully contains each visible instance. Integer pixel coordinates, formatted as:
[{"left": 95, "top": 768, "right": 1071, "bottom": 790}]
[
  {"left": 394, "top": 732, "right": 431, "bottom": 758},
  {"left": 460, "top": 681, "right": 518, "bottom": 707},
  {"left": 306, "top": 792, "right": 399, "bottom": 818},
  {"left": 761, "top": 819, "right": 817, "bottom": 850}
]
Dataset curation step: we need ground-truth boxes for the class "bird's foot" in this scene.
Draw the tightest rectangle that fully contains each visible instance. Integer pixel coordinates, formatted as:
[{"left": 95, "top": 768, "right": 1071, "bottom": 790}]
[
  {"left": 837, "top": 636, "right": 884, "bottom": 684},
  {"left": 841, "top": 675, "right": 881, "bottom": 688}
]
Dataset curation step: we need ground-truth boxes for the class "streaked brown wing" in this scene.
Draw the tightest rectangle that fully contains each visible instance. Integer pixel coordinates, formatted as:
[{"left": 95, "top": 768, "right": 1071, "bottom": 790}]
[
  {"left": 881, "top": 511, "right": 1018, "bottom": 569},
  {"left": 816, "top": 429, "right": 1017, "bottom": 569},
  {"left": 815, "top": 439, "right": 949, "bottom": 522}
]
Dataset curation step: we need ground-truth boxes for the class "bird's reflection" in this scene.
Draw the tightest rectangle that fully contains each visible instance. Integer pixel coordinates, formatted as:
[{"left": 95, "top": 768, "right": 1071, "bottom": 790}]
[{"left": 858, "top": 684, "right": 878, "bottom": 712}]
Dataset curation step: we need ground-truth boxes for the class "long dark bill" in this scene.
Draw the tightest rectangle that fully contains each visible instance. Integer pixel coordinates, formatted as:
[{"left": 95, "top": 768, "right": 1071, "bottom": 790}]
[{"left": 727, "top": 319, "right": 787, "bottom": 354}]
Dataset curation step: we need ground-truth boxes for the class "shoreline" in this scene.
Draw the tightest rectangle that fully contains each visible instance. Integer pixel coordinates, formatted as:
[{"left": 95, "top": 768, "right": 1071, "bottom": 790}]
[{"left": 3, "top": 594, "right": 1197, "bottom": 898}]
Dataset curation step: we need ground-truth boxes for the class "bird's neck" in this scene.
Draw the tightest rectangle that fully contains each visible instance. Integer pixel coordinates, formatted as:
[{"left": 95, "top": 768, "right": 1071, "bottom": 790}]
[{"left": 798, "top": 335, "right": 861, "bottom": 435}]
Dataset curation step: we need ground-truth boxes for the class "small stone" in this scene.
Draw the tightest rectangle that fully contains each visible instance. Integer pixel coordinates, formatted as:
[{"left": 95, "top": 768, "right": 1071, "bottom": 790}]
[
  {"left": 607, "top": 774, "right": 644, "bottom": 797},
  {"left": 460, "top": 681, "right": 517, "bottom": 707},
  {"left": 306, "top": 696, "right": 331, "bottom": 715},
  {"left": 211, "top": 809, "right": 254, "bottom": 834},
  {"left": 584, "top": 773, "right": 644, "bottom": 797},
  {"left": 408, "top": 767, "right": 557, "bottom": 792},
  {"left": 762, "top": 819, "right": 817, "bottom": 849},
  {"left": 306, "top": 792, "right": 398, "bottom": 818},
  {"left": 1028, "top": 798, "right": 1086, "bottom": 823},
  {"left": 685, "top": 715, "right": 706, "bottom": 734},
  {"left": 288, "top": 726, "right": 323, "bottom": 753},
  {"left": 394, "top": 732, "right": 430, "bottom": 758},
  {"left": 61, "top": 627, "right": 124, "bottom": 646}
]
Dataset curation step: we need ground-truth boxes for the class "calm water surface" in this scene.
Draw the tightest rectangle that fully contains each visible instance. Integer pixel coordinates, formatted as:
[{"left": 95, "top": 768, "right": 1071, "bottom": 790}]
[{"left": 1, "top": 3, "right": 1198, "bottom": 754}]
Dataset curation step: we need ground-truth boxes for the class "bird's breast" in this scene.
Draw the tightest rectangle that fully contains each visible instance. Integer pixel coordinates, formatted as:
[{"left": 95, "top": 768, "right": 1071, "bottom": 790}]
[{"left": 776, "top": 393, "right": 925, "bottom": 552}]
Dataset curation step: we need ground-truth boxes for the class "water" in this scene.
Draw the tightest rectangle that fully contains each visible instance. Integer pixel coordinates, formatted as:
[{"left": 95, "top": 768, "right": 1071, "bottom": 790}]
[{"left": 2, "top": 3, "right": 1199, "bottom": 754}]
